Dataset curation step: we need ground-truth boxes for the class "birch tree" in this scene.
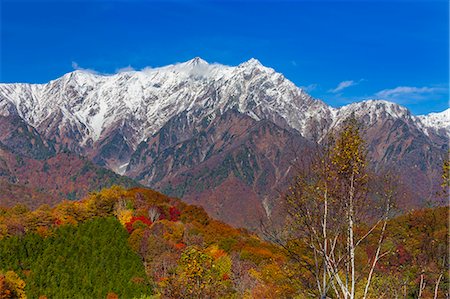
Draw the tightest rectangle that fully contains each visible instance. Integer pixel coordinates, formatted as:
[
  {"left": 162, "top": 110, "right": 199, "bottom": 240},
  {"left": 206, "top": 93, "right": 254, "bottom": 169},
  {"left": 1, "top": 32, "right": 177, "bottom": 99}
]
[{"left": 285, "top": 118, "right": 394, "bottom": 299}]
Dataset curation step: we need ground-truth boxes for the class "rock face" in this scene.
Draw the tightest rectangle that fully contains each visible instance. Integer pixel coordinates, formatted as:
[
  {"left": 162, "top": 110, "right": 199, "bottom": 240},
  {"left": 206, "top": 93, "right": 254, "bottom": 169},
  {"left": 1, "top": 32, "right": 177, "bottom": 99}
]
[
  {"left": 0, "top": 58, "right": 448, "bottom": 228},
  {"left": 0, "top": 114, "right": 139, "bottom": 209},
  {"left": 126, "top": 110, "right": 311, "bottom": 229},
  {"left": 0, "top": 148, "right": 139, "bottom": 209}
]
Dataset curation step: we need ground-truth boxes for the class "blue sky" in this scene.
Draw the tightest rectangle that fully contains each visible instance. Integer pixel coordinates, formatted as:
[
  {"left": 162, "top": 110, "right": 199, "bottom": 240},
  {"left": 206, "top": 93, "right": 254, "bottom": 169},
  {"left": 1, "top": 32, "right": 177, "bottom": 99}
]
[{"left": 1, "top": 0, "right": 448, "bottom": 114}]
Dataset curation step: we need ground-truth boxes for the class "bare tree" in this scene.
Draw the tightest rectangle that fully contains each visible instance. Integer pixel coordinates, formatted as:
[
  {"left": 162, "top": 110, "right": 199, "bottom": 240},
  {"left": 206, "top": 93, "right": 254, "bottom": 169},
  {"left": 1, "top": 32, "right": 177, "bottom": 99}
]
[
  {"left": 148, "top": 206, "right": 161, "bottom": 222},
  {"left": 283, "top": 118, "right": 395, "bottom": 299}
]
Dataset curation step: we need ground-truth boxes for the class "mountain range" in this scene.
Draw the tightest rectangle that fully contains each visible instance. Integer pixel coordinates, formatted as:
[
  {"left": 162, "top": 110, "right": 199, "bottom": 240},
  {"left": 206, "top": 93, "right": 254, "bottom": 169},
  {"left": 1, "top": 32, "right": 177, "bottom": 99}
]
[{"left": 0, "top": 57, "right": 448, "bottom": 229}]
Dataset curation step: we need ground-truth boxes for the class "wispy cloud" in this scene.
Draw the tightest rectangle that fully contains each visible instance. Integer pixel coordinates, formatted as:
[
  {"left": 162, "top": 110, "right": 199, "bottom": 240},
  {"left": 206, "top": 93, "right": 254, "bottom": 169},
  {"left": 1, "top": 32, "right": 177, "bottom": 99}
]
[
  {"left": 291, "top": 60, "right": 297, "bottom": 67},
  {"left": 300, "top": 84, "right": 317, "bottom": 92},
  {"left": 375, "top": 86, "right": 444, "bottom": 99},
  {"left": 71, "top": 61, "right": 99, "bottom": 74},
  {"left": 141, "top": 66, "right": 154, "bottom": 74},
  {"left": 372, "top": 85, "right": 449, "bottom": 106},
  {"left": 328, "top": 80, "right": 360, "bottom": 93},
  {"left": 71, "top": 62, "right": 138, "bottom": 75},
  {"left": 116, "top": 65, "right": 135, "bottom": 73}
]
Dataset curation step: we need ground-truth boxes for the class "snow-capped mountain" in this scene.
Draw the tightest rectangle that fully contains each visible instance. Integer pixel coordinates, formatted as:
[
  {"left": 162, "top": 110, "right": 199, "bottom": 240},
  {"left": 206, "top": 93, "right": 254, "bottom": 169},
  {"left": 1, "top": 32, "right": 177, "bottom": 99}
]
[
  {"left": 0, "top": 57, "right": 339, "bottom": 171},
  {"left": 0, "top": 58, "right": 325, "bottom": 145},
  {"left": 333, "top": 100, "right": 413, "bottom": 127},
  {"left": 0, "top": 58, "right": 448, "bottom": 228},
  {"left": 1, "top": 58, "right": 446, "bottom": 150}
]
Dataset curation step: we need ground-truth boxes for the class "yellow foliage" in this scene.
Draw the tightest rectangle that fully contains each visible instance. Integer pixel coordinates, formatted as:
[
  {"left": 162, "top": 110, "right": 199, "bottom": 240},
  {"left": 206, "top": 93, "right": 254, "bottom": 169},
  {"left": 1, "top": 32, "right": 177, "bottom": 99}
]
[
  {"left": 36, "top": 226, "right": 53, "bottom": 238},
  {"left": 161, "top": 246, "right": 232, "bottom": 298},
  {"left": 242, "top": 290, "right": 254, "bottom": 299},
  {"left": 116, "top": 209, "right": 133, "bottom": 225},
  {"left": 1, "top": 270, "right": 27, "bottom": 299},
  {"left": 161, "top": 220, "right": 184, "bottom": 243},
  {"left": 52, "top": 201, "right": 82, "bottom": 224},
  {"left": 240, "top": 246, "right": 275, "bottom": 265},
  {"left": 97, "top": 185, "right": 127, "bottom": 200},
  {"left": 330, "top": 118, "right": 367, "bottom": 180},
  {"left": 442, "top": 152, "right": 449, "bottom": 195},
  {"left": 0, "top": 223, "right": 7, "bottom": 239},
  {"left": 248, "top": 262, "right": 298, "bottom": 298},
  {"left": 215, "top": 255, "right": 232, "bottom": 278},
  {"left": 206, "top": 244, "right": 227, "bottom": 260}
]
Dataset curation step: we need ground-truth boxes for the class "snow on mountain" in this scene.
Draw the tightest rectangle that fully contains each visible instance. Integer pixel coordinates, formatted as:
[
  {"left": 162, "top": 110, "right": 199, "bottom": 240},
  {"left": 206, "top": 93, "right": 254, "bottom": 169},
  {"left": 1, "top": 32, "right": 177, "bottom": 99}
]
[
  {"left": 0, "top": 57, "right": 448, "bottom": 220},
  {"left": 418, "top": 109, "right": 450, "bottom": 135},
  {"left": 0, "top": 58, "right": 331, "bottom": 149},
  {"left": 0, "top": 57, "right": 447, "bottom": 156},
  {"left": 335, "top": 100, "right": 412, "bottom": 122},
  {"left": 329, "top": 99, "right": 418, "bottom": 133}
]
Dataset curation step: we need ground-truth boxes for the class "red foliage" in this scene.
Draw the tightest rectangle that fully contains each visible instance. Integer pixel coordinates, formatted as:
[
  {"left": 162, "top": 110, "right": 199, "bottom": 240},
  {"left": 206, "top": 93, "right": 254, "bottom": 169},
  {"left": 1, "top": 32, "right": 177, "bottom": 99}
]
[
  {"left": 157, "top": 277, "right": 168, "bottom": 283},
  {"left": 174, "top": 242, "right": 186, "bottom": 250},
  {"left": 169, "top": 206, "right": 181, "bottom": 221},
  {"left": 395, "top": 244, "right": 411, "bottom": 265},
  {"left": 54, "top": 219, "right": 62, "bottom": 226},
  {"left": 125, "top": 216, "right": 153, "bottom": 233},
  {"left": 125, "top": 223, "right": 133, "bottom": 233}
]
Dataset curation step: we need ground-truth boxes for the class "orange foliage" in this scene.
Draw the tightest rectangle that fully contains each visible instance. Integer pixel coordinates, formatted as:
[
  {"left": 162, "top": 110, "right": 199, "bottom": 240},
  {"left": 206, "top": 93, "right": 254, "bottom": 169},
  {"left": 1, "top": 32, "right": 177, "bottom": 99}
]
[
  {"left": 174, "top": 243, "right": 186, "bottom": 250},
  {"left": 105, "top": 292, "right": 118, "bottom": 299},
  {"left": 36, "top": 226, "right": 53, "bottom": 238}
]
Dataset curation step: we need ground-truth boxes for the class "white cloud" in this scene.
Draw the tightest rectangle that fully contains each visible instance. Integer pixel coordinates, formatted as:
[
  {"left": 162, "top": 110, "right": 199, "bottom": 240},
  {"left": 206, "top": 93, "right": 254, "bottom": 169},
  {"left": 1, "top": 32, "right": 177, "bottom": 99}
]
[
  {"left": 71, "top": 61, "right": 80, "bottom": 69},
  {"left": 375, "top": 86, "right": 442, "bottom": 98},
  {"left": 116, "top": 65, "right": 135, "bottom": 73},
  {"left": 329, "top": 80, "right": 358, "bottom": 93},
  {"left": 374, "top": 85, "right": 448, "bottom": 104},
  {"left": 71, "top": 61, "right": 99, "bottom": 74},
  {"left": 300, "top": 84, "right": 317, "bottom": 92}
]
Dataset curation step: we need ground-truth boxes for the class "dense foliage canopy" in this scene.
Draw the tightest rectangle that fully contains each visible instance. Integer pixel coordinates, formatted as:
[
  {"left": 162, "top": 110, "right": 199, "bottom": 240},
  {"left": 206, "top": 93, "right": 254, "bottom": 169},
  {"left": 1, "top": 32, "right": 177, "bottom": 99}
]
[{"left": 0, "top": 184, "right": 447, "bottom": 298}]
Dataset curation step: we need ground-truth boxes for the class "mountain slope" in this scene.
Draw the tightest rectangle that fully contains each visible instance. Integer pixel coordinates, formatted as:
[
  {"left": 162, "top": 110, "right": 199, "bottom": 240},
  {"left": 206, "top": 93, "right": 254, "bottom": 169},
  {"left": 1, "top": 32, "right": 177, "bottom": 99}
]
[
  {"left": 126, "top": 110, "right": 311, "bottom": 229},
  {"left": 331, "top": 100, "right": 448, "bottom": 206},
  {"left": 0, "top": 147, "right": 139, "bottom": 208},
  {"left": 0, "top": 114, "right": 55, "bottom": 160},
  {"left": 0, "top": 58, "right": 447, "bottom": 226},
  {"left": 0, "top": 58, "right": 332, "bottom": 171},
  {"left": 1, "top": 59, "right": 446, "bottom": 158}
]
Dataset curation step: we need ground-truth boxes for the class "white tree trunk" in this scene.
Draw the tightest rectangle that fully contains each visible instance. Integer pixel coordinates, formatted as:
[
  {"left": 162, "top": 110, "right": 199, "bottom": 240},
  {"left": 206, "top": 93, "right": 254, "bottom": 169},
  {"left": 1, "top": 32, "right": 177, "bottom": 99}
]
[
  {"left": 434, "top": 273, "right": 442, "bottom": 299},
  {"left": 323, "top": 187, "right": 328, "bottom": 298},
  {"left": 363, "top": 190, "right": 391, "bottom": 299},
  {"left": 349, "top": 172, "right": 356, "bottom": 299}
]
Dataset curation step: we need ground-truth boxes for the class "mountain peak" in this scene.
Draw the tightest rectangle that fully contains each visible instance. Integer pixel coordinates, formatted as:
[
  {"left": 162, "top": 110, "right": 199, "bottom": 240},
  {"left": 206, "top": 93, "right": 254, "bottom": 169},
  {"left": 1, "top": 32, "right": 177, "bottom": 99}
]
[
  {"left": 240, "top": 58, "right": 263, "bottom": 68},
  {"left": 337, "top": 99, "right": 412, "bottom": 122},
  {"left": 59, "top": 69, "right": 102, "bottom": 87},
  {"left": 185, "top": 57, "right": 209, "bottom": 66}
]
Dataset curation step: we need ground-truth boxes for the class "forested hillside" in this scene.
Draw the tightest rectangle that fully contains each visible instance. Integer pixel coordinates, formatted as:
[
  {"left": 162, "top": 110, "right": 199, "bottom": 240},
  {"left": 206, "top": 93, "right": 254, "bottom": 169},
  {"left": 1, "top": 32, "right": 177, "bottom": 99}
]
[
  {"left": 1, "top": 217, "right": 150, "bottom": 298},
  {"left": 0, "top": 185, "right": 447, "bottom": 298}
]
